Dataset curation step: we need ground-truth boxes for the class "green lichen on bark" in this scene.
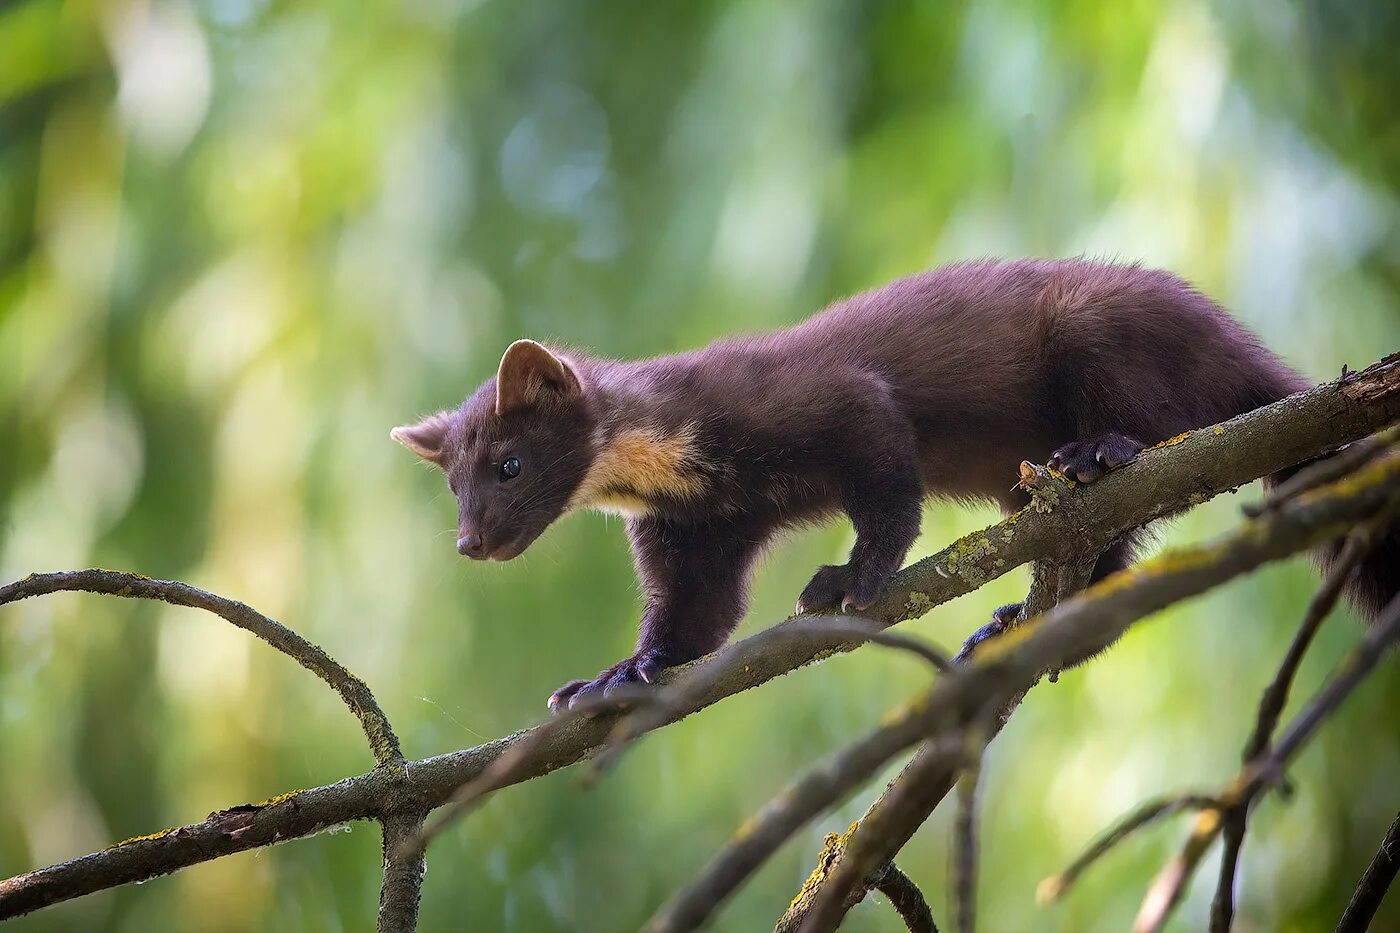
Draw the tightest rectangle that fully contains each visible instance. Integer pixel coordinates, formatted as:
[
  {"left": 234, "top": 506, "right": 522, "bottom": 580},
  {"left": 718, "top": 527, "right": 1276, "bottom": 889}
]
[{"left": 903, "top": 591, "right": 933, "bottom": 618}]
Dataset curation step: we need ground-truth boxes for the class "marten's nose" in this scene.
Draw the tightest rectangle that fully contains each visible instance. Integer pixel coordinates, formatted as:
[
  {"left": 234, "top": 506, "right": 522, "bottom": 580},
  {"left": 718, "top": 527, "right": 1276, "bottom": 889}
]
[{"left": 457, "top": 531, "right": 485, "bottom": 558}]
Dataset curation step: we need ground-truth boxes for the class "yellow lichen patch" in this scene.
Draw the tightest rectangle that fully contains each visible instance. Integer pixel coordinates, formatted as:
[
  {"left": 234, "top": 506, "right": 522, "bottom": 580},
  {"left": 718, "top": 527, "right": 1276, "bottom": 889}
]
[
  {"left": 944, "top": 532, "right": 999, "bottom": 585},
  {"left": 255, "top": 790, "right": 304, "bottom": 808},
  {"left": 732, "top": 815, "right": 761, "bottom": 842},
  {"left": 880, "top": 703, "right": 913, "bottom": 727},
  {"left": 569, "top": 424, "right": 708, "bottom": 514},
  {"left": 784, "top": 823, "right": 860, "bottom": 913},
  {"left": 1149, "top": 431, "right": 1191, "bottom": 450},
  {"left": 1213, "top": 426, "right": 1226, "bottom": 435},
  {"left": 106, "top": 826, "right": 179, "bottom": 849}
]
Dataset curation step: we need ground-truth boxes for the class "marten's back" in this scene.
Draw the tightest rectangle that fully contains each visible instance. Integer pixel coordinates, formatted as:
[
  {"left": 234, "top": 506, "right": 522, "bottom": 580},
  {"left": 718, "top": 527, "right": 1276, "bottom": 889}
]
[
  {"left": 613, "top": 259, "right": 1309, "bottom": 506},
  {"left": 781, "top": 258, "right": 1307, "bottom": 498}
]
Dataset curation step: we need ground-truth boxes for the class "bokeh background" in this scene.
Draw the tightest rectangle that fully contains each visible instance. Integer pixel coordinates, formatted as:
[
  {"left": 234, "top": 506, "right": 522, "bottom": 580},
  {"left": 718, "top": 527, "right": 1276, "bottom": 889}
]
[{"left": 2, "top": 1, "right": 1399, "bottom": 931}]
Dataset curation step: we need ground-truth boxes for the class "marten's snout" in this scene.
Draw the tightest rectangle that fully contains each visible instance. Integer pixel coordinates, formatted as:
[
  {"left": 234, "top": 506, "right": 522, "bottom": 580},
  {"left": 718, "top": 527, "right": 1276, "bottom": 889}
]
[{"left": 457, "top": 531, "right": 486, "bottom": 559}]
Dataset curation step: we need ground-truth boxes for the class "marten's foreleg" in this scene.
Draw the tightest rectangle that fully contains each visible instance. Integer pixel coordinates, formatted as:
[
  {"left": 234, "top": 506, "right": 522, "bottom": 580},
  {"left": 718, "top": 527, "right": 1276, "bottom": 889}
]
[
  {"left": 797, "top": 419, "right": 923, "bottom": 614},
  {"left": 547, "top": 515, "right": 766, "bottom": 711}
]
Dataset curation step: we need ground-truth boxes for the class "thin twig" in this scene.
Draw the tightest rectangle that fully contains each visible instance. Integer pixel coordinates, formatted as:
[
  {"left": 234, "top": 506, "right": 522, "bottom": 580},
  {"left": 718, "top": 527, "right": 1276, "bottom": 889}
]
[
  {"left": 411, "top": 686, "right": 667, "bottom": 855},
  {"left": 1038, "top": 794, "right": 1223, "bottom": 903},
  {"left": 1132, "top": 593, "right": 1400, "bottom": 933},
  {"left": 1210, "top": 504, "right": 1400, "bottom": 932},
  {"left": 588, "top": 616, "right": 950, "bottom": 783},
  {"left": 1336, "top": 810, "right": 1400, "bottom": 933},
  {"left": 0, "top": 569, "right": 402, "bottom": 765}
]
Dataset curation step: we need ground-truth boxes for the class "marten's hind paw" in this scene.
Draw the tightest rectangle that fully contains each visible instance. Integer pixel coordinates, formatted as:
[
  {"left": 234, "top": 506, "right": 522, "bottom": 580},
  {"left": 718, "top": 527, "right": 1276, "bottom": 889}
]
[
  {"left": 954, "top": 602, "right": 1023, "bottom": 664},
  {"left": 796, "top": 563, "right": 886, "bottom": 615},
  {"left": 1048, "top": 433, "right": 1144, "bottom": 483},
  {"left": 548, "top": 649, "right": 666, "bottom": 714}
]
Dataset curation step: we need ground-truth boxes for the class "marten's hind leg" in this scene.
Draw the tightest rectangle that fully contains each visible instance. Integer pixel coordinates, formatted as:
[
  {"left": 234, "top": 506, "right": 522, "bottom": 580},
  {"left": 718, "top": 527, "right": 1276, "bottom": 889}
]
[{"left": 958, "top": 531, "right": 1144, "bottom": 664}]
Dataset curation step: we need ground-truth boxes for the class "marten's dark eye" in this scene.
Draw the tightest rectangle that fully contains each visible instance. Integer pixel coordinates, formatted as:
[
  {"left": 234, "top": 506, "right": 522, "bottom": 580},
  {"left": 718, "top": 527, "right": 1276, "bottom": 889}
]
[{"left": 499, "top": 457, "right": 521, "bottom": 481}]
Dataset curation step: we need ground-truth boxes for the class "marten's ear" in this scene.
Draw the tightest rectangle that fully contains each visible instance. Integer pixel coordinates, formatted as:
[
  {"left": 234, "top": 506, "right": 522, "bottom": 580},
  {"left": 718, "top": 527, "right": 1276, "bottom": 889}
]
[
  {"left": 391, "top": 411, "right": 454, "bottom": 465},
  {"left": 495, "top": 339, "right": 582, "bottom": 416}
]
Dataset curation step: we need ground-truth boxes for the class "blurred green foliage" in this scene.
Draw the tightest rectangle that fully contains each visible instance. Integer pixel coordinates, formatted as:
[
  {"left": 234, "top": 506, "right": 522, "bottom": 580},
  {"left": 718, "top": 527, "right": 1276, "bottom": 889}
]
[{"left": 2, "top": 1, "right": 1398, "bottom": 931}]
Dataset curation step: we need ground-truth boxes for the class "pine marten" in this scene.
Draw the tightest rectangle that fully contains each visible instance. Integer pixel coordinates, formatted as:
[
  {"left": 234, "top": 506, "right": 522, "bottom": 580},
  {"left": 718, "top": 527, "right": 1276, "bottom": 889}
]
[{"left": 392, "top": 258, "right": 1398, "bottom": 711}]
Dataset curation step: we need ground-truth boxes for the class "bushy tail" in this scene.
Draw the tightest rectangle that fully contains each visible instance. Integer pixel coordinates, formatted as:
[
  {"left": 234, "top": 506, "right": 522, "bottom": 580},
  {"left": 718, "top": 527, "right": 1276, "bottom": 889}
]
[
  {"left": 1245, "top": 353, "right": 1399, "bottom": 623},
  {"left": 1265, "top": 457, "right": 1400, "bottom": 622}
]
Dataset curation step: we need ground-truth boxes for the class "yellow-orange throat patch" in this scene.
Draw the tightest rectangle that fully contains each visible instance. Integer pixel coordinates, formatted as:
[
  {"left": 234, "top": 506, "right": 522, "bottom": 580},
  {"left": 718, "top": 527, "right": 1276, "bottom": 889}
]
[{"left": 570, "top": 426, "right": 706, "bottom": 515}]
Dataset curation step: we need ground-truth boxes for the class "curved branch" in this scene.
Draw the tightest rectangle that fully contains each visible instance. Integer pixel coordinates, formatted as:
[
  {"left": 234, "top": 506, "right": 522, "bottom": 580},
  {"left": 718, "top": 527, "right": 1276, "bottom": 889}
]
[
  {"left": 870, "top": 863, "right": 939, "bottom": 933},
  {"left": 0, "top": 569, "right": 402, "bottom": 766},
  {"left": 1037, "top": 794, "right": 1224, "bottom": 903},
  {"left": 2, "top": 356, "right": 1398, "bottom": 921}
]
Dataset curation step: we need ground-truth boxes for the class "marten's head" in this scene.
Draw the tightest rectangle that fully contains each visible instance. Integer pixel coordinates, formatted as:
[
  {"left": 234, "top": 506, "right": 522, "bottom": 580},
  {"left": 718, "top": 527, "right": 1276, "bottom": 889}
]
[{"left": 392, "top": 340, "right": 595, "bottom": 561}]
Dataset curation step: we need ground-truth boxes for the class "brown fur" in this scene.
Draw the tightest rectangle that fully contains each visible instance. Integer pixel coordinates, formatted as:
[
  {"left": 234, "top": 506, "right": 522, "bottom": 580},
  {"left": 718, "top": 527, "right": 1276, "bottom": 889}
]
[{"left": 392, "top": 258, "right": 1395, "bottom": 709}]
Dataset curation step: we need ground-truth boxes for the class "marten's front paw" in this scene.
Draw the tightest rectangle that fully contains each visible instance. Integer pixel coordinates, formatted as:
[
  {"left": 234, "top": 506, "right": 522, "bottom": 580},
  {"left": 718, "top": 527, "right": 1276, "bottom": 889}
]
[
  {"left": 796, "top": 563, "right": 887, "bottom": 615},
  {"left": 547, "top": 649, "right": 668, "bottom": 714},
  {"left": 1048, "top": 433, "right": 1145, "bottom": 483}
]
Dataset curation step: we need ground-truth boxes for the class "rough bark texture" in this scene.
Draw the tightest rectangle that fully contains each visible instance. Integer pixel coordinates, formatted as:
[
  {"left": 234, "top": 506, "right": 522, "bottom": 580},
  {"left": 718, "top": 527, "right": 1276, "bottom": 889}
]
[
  {"left": 1, "top": 355, "right": 1398, "bottom": 925},
  {"left": 645, "top": 452, "right": 1400, "bottom": 933}
]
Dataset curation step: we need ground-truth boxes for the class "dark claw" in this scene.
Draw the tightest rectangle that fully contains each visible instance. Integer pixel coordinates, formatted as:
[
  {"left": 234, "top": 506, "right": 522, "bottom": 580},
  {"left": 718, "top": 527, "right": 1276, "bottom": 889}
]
[
  {"left": 549, "top": 650, "right": 669, "bottom": 714},
  {"left": 1049, "top": 433, "right": 1144, "bottom": 484},
  {"left": 797, "top": 563, "right": 889, "bottom": 614},
  {"left": 796, "top": 563, "right": 850, "bottom": 613},
  {"left": 547, "top": 679, "right": 589, "bottom": 712}
]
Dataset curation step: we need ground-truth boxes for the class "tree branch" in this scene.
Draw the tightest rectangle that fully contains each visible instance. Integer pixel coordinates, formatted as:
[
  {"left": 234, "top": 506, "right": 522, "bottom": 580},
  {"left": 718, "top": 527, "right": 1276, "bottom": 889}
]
[
  {"left": 784, "top": 551, "right": 1100, "bottom": 933},
  {"left": 870, "top": 862, "right": 939, "bottom": 933},
  {"left": 2, "top": 355, "right": 1398, "bottom": 922},
  {"left": 1210, "top": 503, "right": 1400, "bottom": 932},
  {"left": 952, "top": 736, "right": 983, "bottom": 933},
  {"left": 1336, "top": 810, "right": 1400, "bottom": 933},
  {"left": 0, "top": 569, "right": 403, "bottom": 766},
  {"left": 1129, "top": 591, "right": 1400, "bottom": 933},
  {"left": 1037, "top": 794, "right": 1224, "bottom": 903},
  {"left": 646, "top": 451, "right": 1400, "bottom": 932},
  {"left": 378, "top": 806, "right": 429, "bottom": 933}
]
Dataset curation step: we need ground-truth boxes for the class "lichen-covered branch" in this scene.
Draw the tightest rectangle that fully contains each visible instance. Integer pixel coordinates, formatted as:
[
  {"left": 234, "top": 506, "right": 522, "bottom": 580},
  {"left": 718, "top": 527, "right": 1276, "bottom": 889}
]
[
  {"left": 1126, "top": 592, "right": 1400, "bottom": 933},
  {"left": 2, "top": 355, "right": 1398, "bottom": 923},
  {"left": 785, "top": 552, "right": 1099, "bottom": 933},
  {"left": 1210, "top": 504, "right": 1399, "bottom": 932},
  {"left": 647, "top": 453, "right": 1400, "bottom": 932}
]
